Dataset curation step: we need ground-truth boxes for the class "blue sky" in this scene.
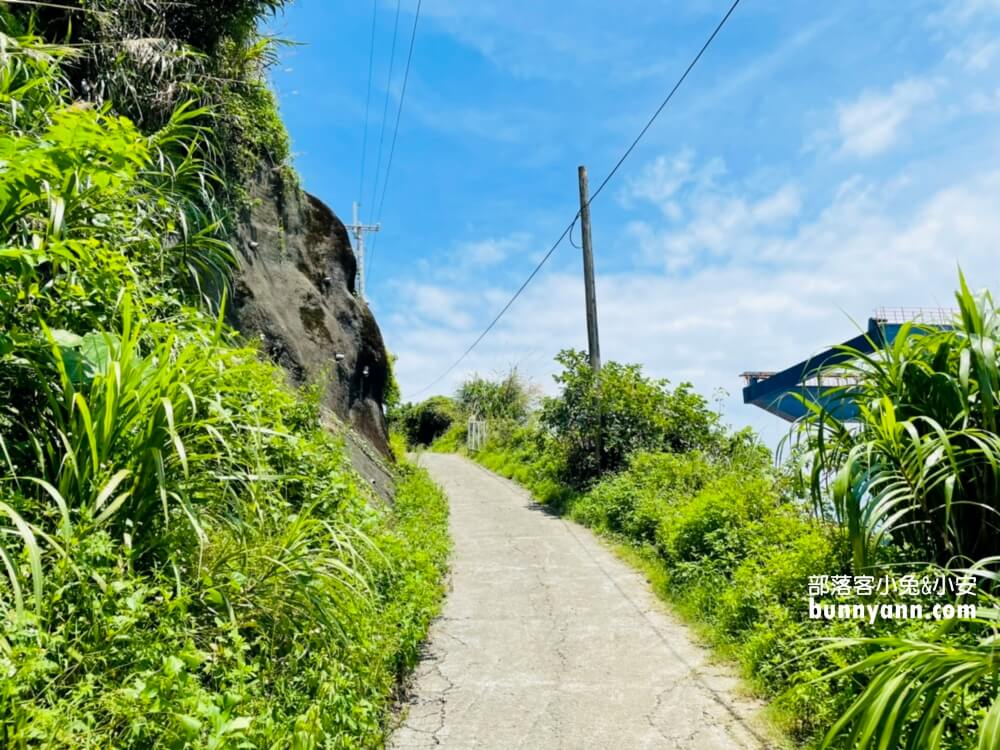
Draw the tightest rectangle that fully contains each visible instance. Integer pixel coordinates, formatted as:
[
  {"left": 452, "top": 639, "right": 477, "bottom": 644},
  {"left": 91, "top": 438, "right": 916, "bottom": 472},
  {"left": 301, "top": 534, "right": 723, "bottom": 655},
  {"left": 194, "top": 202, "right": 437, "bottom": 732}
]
[{"left": 271, "top": 0, "right": 1000, "bottom": 443}]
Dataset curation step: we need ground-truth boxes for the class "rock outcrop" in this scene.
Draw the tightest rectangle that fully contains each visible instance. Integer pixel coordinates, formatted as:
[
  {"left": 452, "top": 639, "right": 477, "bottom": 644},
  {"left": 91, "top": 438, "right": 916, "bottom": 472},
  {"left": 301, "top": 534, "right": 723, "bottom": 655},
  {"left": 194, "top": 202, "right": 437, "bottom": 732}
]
[{"left": 229, "top": 169, "right": 391, "bottom": 457}]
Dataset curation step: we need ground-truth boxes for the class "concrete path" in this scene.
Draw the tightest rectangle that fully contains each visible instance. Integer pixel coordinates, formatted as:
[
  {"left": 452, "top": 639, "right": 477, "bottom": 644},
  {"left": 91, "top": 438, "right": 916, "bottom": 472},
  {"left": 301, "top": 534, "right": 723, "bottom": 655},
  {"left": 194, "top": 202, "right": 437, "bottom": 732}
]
[{"left": 390, "top": 453, "right": 774, "bottom": 750}]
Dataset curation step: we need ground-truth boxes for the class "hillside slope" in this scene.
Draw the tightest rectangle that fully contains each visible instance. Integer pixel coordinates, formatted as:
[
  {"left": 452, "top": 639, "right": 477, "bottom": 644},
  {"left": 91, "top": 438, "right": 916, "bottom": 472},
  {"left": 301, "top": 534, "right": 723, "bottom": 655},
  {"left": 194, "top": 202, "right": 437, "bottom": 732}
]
[{"left": 231, "top": 169, "right": 391, "bottom": 455}]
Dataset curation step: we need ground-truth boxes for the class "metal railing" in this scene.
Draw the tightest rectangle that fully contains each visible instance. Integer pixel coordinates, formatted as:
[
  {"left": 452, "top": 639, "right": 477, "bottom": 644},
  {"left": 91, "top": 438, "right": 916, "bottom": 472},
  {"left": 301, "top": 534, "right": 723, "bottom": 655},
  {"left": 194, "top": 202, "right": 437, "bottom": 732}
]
[
  {"left": 740, "top": 371, "right": 776, "bottom": 385},
  {"left": 874, "top": 307, "right": 957, "bottom": 326},
  {"left": 741, "top": 371, "right": 858, "bottom": 387}
]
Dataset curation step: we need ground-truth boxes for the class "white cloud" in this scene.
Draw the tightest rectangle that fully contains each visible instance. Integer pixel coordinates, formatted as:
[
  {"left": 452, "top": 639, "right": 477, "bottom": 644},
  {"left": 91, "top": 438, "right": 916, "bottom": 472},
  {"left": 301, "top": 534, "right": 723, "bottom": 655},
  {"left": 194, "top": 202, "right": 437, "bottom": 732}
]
[
  {"left": 405, "top": 94, "right": 537, "bottom": 143},
  {"left": 677, "top": 12, "right": 841, "bottom": 121},
  {"left": 623, "top": 149, "right": 710, "bottom": 220},
  {"left": 411, "top": 233, "right": 534, "bottom": 286},
  {"left": 455, "top": 233, "right": 530, "bottom": 268},
  {"left": 970, "top": 86, "right": 1000, "bottom": 111},
  {"left": 417, "top": 0, "right": 617, "bottom": 80},
  {"left": 417, "top": 0, "right": 720, "bottom": 83},
  {"left": 836, "top": 79, "right": 937, "bottom": 157},
  {"left": 394, "top": 282, "right": 477, "bottom": 330},
  {"left": 949, "top": 38, "right": 1000, "bottom": 70},
  {"left": 929, "top": 0, "right": 1000, "bottom": 90},
  {"left": 624, "top": 153, "right": 801, "bottom": 272},
  {"left": 931, "top": 0, "right": 1000, "bottom": 26},
  {"left": 750, "top": 184, "right": 802, "bottom": 223}
]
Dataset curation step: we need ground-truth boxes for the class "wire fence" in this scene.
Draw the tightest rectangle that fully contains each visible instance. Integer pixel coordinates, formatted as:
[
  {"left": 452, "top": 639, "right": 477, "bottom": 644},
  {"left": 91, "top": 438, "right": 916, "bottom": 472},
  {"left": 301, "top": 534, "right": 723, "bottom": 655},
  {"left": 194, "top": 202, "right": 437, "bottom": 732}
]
[{"left": 467, "top": 418, "right": 488, "bottom": 452}]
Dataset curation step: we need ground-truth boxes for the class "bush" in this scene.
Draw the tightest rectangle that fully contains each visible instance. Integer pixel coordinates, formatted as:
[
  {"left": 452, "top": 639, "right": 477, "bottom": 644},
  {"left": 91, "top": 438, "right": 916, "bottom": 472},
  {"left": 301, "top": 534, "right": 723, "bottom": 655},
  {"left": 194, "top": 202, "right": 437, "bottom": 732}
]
[
  {"left": 10, "top": 0, "right": 295, "bottom": 191},
  {"left": 572, "top": 451, "right": 715, "bottom": 541},
  {"left": 430, "top": 421, "right": 467, "bottom": 453},
  {"left": 540, "top": 349, "right": 722, "bottom": 486},
  {"left": 394, "top": 396, "right": 458, "bottom": 447}
]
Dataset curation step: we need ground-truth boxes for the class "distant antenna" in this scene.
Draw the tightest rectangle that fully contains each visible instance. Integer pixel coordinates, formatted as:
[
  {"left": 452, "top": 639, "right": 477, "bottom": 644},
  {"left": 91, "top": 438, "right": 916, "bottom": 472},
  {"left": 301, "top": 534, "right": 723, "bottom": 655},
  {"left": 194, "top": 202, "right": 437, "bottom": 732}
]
[{"left": 346, "top": 201, "right": 380, "bottom": 300}]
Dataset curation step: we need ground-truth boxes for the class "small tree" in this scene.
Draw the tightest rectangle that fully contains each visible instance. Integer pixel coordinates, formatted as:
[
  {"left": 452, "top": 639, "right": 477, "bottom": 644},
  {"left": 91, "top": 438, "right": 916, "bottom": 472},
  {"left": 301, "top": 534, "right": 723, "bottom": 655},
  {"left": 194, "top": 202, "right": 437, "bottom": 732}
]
[
  {"left": 383, "top": 351, "right": 402, "bottom": 419},
  {"left": 456, "top": 368, "right": 532, "bottom": 422},
  {"left": 540, "top": 349, "right": 721, "bottom": 486}
]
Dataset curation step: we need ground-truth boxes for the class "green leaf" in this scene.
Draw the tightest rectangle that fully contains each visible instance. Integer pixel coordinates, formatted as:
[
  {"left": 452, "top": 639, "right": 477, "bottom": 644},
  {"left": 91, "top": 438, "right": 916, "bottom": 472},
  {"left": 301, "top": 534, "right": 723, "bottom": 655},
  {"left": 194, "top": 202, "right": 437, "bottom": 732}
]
[
  {"left": 50, "top": 329, "right": 84, "bottom": 349},
  {"left": 222, "top": 716, "right": 252, "bottom": 735},
  {"left": 176, "top": 714, "right": 201, "bottom": 737}
]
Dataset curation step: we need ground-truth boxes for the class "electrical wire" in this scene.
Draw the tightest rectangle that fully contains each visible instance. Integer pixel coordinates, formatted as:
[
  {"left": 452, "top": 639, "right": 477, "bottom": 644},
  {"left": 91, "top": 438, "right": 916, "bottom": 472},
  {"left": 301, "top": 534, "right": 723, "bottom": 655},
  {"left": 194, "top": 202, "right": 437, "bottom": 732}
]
[
  {"left": 366, "top": 0, "right": 423, "bottom": 285},
  {"left": 586, "top": 0, "right": 742, "bottom": 206},
  {"left": 366, "top": 0, "right": 403, "bottom": 221},
  {"left": 569, "top": 216, "right": 582, "bottom": 249},
  {"left": 409, "top": 0, "right": 742, "bottom": 397},
  {"left": 411, "top": 219, "right": 578, "bottom": 397},
  {"left": 357, "top": 0, "right": 379, "bottom": 207}
]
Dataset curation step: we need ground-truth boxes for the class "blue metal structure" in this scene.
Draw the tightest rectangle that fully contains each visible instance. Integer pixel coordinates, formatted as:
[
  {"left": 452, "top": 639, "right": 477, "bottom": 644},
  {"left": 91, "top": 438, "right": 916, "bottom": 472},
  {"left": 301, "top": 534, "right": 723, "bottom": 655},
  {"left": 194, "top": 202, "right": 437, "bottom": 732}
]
[{"left": 741, "top": 317, "right": 908, "bottom": 422}]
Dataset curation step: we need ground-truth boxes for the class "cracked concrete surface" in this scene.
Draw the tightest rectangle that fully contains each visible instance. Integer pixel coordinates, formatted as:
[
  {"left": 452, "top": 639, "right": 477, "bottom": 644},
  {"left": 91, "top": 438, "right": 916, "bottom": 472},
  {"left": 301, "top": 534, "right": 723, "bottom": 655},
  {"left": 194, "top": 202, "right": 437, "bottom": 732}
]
[{"left": 389, "top": 454, "right": 776, "bottom": 750}]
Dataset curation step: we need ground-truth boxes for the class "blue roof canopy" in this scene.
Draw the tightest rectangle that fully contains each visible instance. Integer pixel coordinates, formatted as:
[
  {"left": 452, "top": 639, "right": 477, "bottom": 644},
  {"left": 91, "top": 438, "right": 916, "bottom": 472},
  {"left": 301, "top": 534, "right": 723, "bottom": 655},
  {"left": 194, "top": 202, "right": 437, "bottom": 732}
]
[{"left": 741, "top": 318, "right": 908, "bottom": 422}]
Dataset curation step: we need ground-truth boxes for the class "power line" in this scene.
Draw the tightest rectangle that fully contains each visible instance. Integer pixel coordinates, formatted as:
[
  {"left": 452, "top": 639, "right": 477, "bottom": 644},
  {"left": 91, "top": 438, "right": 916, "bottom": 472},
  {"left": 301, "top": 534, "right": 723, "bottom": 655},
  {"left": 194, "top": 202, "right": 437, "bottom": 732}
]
[
  {"left": 410, "top": 0, "right": 742, "bottom": 398},
  {"left": 411, "top": 220, "right": 578, "bottom": 398},
  {"left": 585, "top": 0, "right": 741, "bottom": 206},
  {"left": 374, "top": 0, "right": 422, "bottom": 222},
  {"left": 367, "top": 0, "right": 403, "bottom": 221},
  {"left": 366, "top": 0, "right": 423, "bottom": 286},
  {"left": 357, "top": 0, "right": 379, "bottom": 206}
]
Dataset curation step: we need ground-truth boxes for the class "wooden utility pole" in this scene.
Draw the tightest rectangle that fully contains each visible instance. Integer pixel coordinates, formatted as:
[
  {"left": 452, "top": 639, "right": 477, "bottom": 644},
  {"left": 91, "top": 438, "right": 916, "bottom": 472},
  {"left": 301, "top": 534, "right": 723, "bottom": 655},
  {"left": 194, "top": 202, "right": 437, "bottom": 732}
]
[
  {"left": 577, "top": 166, "right": 601, "bottom": 373},
  {"left": 578, "top": 165, "right": 602, "bottom": 473}
]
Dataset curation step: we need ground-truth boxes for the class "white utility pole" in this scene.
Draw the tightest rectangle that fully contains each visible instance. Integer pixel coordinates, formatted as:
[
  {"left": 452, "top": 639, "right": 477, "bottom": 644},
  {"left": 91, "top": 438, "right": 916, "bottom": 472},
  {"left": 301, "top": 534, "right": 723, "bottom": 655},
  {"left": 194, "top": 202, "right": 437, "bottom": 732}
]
[{"left": 346, "top": 201, "right": 380, "bottom": 300}]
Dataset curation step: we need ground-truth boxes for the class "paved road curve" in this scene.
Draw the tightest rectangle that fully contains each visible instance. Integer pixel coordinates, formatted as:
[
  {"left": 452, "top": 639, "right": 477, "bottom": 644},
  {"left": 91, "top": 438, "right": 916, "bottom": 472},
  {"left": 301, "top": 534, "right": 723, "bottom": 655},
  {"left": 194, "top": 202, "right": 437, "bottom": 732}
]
[{"left": 390, "top": 453, "right": 774, "bottom": 750}]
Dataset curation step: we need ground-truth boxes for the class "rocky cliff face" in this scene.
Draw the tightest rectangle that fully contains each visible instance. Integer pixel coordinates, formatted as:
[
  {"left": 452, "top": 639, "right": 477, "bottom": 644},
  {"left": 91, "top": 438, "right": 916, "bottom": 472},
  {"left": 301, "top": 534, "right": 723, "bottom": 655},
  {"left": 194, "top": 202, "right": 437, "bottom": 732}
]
[{"left": 229, "top": 169, "right": 391, "bottom": 457}]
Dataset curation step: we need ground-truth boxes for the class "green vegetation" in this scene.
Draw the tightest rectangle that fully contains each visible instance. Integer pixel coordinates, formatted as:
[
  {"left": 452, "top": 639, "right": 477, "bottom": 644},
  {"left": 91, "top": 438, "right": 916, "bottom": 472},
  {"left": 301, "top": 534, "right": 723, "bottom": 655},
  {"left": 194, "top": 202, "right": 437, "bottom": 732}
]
[
  {"left": 789, "top": 274, "right": 1000, "bottom": 750},
  {"left": 798, "top": 275, "right": 1000, "bottom": 568},
  {"left": 9, "top": 0, "right": 294, "bottom": 204},
  {"left": 393, "top": 367, "right": 534, "bottom": 452},
  {"left": 540, "top": 349, "right": 723, "bottom": 484},
  {"left": 0, "top": 19, "right": 449, "bottom": 749},
  {"left": 392, "top": 395, "right": 458, "bottom": 448},
  {"left": 456, "top": 368, "right": 533, "bottom": 423},
  {"left": 455, "top": 320, "right": 999, "bottom": 748}
]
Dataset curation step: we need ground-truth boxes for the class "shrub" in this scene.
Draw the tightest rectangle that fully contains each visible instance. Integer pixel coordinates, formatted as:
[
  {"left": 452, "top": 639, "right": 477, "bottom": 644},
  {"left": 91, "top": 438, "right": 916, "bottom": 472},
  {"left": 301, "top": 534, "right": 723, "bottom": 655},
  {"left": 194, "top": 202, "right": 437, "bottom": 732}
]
[
  {"left": 570, "top": 451, "right": 712, "bottom": 542},
  {"left": 540, "top": 349, "right": 722, "bottom": 486},
  {"left": 430, "top": 421, "right": 467, "bottom": 453},
  {"left": 715, "top": 518, "right": 844, "bottom": 639},
  {"left": 395, "top": 396, "right": 457, "bottom": 447},
  {"left": 658, "top": 474, "right": 776, "bottom": 569},
  {"left": 10, "top": 0, "right": 295, "bottom": 187}
]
